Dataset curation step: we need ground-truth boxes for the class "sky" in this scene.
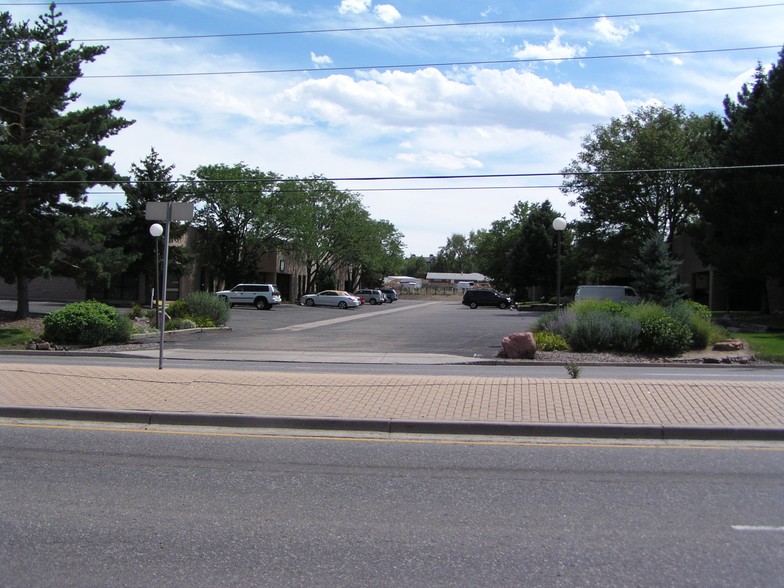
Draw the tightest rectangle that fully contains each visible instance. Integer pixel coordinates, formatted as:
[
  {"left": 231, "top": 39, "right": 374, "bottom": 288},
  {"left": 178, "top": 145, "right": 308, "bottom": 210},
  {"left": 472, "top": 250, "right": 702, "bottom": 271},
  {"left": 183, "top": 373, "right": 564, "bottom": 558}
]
[{"left": 4, "top": 0, "right": 784, "bottom": 256}]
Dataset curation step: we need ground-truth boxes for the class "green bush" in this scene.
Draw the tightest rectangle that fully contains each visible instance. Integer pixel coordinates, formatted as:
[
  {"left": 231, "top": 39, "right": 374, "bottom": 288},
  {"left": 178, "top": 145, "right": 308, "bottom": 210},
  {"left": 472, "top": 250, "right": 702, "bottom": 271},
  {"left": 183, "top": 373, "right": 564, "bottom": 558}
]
[
  {"left": 534, "top": 308, "right": 576, "bottom": 339},
  {"left": 181, "top": 291, "right": 230, "bottom": 327},
  {"left": 165, "top": 318, "right": 197, "bottom": 331},
  {"left": 639, "top": 314, "right": 693, "bottom": 355},
  {"left": 666, "top": 300, "right": 715, "bottom": 349},
  {"left": 43, "top": 301, "right": 132, "bottom": 347},
  {"left": 165, "top": 299, "right": 188, "bottom": 319},
  {"left": 534, "top": 331, "right": 569, "bottom": 351},
  {"left": 570, "top": 299, "right": 627, "bottom": 316}
]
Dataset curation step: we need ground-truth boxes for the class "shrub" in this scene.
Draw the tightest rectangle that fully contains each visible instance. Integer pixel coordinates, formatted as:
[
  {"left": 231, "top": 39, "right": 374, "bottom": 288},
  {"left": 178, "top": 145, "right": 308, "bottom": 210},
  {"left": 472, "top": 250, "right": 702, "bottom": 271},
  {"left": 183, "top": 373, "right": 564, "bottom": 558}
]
[
  {"left": 639, "top": 314, "right": 693, "bottom": 355},
  {"left": 43, "top": 301, "right": 132, "bottom": 347},
  {"left": 181, "top": 291, "right": 230, "bottom": 327},
  {"left": 534, "top": 331, "right": 569, "bottom": 351},
  {"left": 164, "top": 317, "right": 196, "bottom": 331},
  {"left": 165, "top": 299, "right": 188, "bottom": 319},
  {"left": 569, "top": 312, "right": 617, "bottom": 352},
  {"left": 129, "top": 303, "right": 144, "bottom": 319},
  {"left": 534, "top": 308, "right": 576, "bottom": 339},
  {"left": 571, "top": 299, "right": 627, "bottom": 316},
  {"left": 667, "top": 300, "right": 717, "bottom": 349}
]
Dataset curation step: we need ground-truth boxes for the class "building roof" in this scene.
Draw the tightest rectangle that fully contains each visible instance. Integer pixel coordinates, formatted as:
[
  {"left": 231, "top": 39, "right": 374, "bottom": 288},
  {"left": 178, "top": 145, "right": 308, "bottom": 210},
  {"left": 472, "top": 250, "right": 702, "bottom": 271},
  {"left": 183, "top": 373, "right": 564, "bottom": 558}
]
[{"left": 426, "top": 272, "right": 491, "bottom": 282}]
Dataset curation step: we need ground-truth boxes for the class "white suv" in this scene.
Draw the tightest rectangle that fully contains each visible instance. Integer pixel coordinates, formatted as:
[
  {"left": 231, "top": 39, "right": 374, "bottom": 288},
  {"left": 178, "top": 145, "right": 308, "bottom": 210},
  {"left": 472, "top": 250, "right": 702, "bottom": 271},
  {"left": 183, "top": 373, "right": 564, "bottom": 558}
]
[
  {"left": 354, "top": 289, "right": 386, "bottom": 305},
  {"left": 215, "top": 283, "right": 282, "bottom": 310}
]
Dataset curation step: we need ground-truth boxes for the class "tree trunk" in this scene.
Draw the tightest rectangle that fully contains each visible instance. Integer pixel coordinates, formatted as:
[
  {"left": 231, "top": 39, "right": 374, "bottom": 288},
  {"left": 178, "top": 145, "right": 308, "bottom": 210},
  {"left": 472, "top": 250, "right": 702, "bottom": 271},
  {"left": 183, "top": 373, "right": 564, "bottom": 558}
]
[{"left": 15, "top": 276, "right": 30, "bottom": 319}]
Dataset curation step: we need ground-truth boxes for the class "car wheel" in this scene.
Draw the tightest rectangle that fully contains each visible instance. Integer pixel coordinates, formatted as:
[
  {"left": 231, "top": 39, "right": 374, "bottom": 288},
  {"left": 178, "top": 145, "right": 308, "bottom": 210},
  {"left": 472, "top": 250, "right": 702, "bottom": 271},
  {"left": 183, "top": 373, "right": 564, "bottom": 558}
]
[
  {"left": 469, "top": 302, "right": 478, "bottom": 309},
  {"left": 369, "top": 298, "right": 377, "bottom": 305},
  {"left": 254, "top": 297, "right": 267, "bottom": 310},
  {"left": 338, "top": 301, "right": 347, "bottom": 309},
  {"left": 498, "top": 302, "right": 508, "bottom": 309},
  {"left": 305, "top": 298, "right": 315, "bottom": 307}
]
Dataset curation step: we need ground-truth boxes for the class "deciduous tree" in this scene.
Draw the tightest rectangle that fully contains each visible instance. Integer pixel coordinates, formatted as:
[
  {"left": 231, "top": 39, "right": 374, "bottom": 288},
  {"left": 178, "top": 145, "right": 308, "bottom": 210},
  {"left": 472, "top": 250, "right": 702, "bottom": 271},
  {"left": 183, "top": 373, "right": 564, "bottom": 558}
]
[{"left": 562, "top": 104, "right": 715, "bottom": 278}]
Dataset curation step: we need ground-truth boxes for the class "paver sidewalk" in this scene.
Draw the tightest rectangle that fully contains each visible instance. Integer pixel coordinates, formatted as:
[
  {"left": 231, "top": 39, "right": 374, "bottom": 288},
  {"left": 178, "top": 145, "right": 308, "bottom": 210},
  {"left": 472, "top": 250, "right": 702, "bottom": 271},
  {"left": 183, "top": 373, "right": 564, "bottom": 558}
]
[{"left": 2, "top": 362, "right": 784, "bottom": 439}]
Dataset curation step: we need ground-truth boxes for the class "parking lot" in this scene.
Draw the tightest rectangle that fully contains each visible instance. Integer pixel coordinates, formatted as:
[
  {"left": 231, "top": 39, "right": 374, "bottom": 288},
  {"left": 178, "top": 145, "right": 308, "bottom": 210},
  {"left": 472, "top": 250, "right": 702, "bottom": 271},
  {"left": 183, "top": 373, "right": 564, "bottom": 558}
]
[{"left": 186, "top": 299, "right": 541, "bottom": 359}]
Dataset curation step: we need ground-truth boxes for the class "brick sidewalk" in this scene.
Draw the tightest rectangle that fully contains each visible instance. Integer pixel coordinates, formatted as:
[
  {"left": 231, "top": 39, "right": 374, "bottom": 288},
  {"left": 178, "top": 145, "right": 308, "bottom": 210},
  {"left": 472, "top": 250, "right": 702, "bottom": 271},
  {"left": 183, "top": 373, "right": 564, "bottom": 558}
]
[{"left": 2, "top": 363, "right": 784, "bottom": 439}]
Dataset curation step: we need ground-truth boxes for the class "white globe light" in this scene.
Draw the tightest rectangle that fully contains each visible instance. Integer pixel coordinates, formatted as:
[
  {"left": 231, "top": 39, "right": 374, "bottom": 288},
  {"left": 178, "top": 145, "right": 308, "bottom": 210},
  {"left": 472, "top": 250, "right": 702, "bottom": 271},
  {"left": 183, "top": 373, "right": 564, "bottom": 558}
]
[
  {"left": 149, "top": 223, "right": 164, "bottom": 237},
  {"left": 552, "top": 217, "right": 567, "bottom": 231}
]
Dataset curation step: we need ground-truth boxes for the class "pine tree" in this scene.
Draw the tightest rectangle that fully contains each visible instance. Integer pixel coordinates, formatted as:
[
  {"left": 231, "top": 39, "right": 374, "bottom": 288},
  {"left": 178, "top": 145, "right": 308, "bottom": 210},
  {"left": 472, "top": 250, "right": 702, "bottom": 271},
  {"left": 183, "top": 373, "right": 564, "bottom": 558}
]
[
  {"left": 0, "top": 5, "right": 133, "bottom": 317},
  {"left": 631, "top": 234, "right": 686, "bottom": 306}
]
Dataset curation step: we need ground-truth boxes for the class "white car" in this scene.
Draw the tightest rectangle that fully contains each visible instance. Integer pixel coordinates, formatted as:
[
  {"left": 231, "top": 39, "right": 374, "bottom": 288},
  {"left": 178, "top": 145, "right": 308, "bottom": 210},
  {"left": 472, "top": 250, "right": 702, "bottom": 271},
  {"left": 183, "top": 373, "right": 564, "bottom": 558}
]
[
  {"left": 215, "top": 283, "right": 282, "bottom": 310},
  {"left": 302, "top": 290, "right": 360, "bottom": 309}
]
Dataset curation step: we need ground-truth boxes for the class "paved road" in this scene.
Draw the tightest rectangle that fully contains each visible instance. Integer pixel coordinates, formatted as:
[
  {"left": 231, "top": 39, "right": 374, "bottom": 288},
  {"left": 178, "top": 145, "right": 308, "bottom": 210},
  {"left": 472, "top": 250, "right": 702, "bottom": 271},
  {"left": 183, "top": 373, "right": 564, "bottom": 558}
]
[{"left": 3, "top": 422, "right": 783, "bottom": 587}]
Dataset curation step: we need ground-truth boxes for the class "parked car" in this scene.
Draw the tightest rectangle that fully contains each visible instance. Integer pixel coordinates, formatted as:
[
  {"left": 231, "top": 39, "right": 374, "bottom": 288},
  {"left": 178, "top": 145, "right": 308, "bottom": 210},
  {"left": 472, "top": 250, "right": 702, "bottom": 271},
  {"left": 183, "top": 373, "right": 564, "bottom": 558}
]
[
  {"left": 574, "top": 285, "right": 640, "bottom": 304},
  {"left": 380, "top": 288, "right": 398, "bottom": 302},
  {"left": 354, "top": 288, "right": 386, "bottom": 305},
  {"left": 302, "top": 290, "right": 360, "bottom": 309},
  {"left": 461, "top": 288, "right": 513, "bottom": 309},
  {"left": 215, "top": 283, "right": 282, "bottom": 310}
]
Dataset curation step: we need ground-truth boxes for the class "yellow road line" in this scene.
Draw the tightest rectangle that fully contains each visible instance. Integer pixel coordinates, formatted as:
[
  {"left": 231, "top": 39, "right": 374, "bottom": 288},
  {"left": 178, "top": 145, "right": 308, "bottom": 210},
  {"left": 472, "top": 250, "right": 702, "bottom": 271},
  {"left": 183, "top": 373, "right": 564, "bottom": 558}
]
[{"left": 2, "top": 421, "right": 783, "bottom": 452}]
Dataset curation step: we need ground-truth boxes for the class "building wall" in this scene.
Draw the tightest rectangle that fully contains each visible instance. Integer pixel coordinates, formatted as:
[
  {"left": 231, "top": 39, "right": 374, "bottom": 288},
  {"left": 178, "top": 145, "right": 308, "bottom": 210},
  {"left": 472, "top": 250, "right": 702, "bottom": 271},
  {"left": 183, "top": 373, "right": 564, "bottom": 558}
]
[{"left": 0, "top": 276, "right": 85, "bottom": 302}]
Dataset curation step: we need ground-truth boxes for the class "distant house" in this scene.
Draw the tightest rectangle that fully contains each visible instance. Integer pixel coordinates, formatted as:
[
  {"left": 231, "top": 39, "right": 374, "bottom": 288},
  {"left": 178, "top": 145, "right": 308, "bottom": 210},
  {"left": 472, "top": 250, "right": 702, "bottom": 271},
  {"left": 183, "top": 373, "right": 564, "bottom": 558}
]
[{"left": 384, "top": 275, "right": 422, "bottom": 289}]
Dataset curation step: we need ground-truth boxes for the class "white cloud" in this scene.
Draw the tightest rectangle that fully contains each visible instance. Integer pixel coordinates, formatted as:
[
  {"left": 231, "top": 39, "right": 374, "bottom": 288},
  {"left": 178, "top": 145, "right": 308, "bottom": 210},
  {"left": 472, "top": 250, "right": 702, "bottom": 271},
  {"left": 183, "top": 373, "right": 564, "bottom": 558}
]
[
  {"left": 338, "top": 0, "right": 371, "bottom": 15},
  {"left": 593, "top": 17, "right": 640, "bottom": 43},
  {"left": 310, "top": 52, "right": 333, "bottom": 67},
  {"left": 396, "top": 151, "right": 483, "bottom": 171},
  {"left": 513, "top": 28, "right": 586, "bottom": 63},
  {"left": 374, "top": 4, "right": 401, "bottom": 24}
]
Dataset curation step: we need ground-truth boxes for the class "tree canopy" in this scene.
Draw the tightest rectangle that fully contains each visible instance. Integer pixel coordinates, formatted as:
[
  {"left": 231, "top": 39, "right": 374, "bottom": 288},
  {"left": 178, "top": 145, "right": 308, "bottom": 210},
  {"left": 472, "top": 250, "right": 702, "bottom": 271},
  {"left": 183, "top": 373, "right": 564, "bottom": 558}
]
[
  {"left": 693, "top": 47, "right": 784, "bottom": 309},
  {"left": 0, "top": 5, "right": 133, "bottom": 317},
  {"left": 561, "top": 104, "right": 716, "bottom": 279},
  {"left": 186, "top": 163, "right": 284, "bottom": 288}
]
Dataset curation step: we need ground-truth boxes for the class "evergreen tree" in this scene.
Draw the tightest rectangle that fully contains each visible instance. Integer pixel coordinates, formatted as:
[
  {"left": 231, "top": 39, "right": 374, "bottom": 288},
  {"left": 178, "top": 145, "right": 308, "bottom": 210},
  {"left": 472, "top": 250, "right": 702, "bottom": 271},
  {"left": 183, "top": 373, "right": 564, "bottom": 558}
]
[
  {"left": 693, "top": 47, "right": 784, "bottom": 311},
  {"left": 631, "top": 234, "right": 685, "bottom": 306},
  {"left": 111, "top": 149, "right": 190, "bottom": 295},
  {"left": 0, "top": 5, "right": 133, "bottom": 317}
]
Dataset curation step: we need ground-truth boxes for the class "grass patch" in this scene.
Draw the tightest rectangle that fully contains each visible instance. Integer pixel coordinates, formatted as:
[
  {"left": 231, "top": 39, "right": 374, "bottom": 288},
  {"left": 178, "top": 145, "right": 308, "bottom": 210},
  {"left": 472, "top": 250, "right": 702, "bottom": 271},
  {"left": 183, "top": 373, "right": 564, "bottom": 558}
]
[
  {"left": 0, "top": 327, "right": 38, "bottom": 349},
  {"left": 736, "top": 331, "right": 784, "bottom": 363}
]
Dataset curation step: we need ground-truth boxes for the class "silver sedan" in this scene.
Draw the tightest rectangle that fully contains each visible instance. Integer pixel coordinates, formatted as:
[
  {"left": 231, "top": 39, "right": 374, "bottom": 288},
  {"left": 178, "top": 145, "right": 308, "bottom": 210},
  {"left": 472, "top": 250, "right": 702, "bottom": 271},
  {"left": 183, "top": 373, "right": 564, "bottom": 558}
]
[{"left": 301, "top": 290, "right": 361, "bottom": 309}]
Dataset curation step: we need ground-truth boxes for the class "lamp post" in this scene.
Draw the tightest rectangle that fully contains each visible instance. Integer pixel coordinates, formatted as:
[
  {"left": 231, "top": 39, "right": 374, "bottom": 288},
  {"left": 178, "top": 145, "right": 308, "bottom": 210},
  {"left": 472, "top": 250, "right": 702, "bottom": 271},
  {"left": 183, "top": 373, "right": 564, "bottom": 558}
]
[
  {"left": 149, "top": 223, "right": 163, "bottom": 317},
  {"left": 145, "top": 201, "right": 194, "bottom": 370},
  {"left": 552, "top": 217, "right": 567, "bottom": 309}
]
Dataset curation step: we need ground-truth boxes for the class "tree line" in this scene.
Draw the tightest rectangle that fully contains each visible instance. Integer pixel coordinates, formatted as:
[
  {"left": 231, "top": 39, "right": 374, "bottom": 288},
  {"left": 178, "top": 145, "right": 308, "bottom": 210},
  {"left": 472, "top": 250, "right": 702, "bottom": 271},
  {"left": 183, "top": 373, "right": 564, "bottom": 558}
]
[
  {"left": 412, "top": 48, "right": 784, "bottom": 309},
  {"left": 1, "top": 6, "right": 404, "bottom": 317}
]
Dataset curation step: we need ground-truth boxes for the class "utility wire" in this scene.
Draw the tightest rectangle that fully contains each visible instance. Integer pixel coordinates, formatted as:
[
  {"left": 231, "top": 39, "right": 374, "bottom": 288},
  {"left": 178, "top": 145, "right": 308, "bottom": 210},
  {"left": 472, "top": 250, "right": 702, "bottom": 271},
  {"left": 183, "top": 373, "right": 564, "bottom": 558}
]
[
  {"left": 2, "top": 163, "right": 782, "bottom": 186},
  {"left": 32, "top": 3, "right": 784, "bottom": 43},
  {"left": 6, "top": 45, "right": 777, "bottom": 79}
]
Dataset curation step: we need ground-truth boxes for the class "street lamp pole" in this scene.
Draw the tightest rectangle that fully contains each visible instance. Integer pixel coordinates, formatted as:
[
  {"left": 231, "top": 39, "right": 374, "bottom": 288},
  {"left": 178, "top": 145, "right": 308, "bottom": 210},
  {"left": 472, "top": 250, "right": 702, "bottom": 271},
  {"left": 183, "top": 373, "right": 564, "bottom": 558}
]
[
  {"left": 149, "top": 223, "right": 163, "bottom": 315},
  {"left": 552, "top": 217, "right": 567, "bottom": 309}
]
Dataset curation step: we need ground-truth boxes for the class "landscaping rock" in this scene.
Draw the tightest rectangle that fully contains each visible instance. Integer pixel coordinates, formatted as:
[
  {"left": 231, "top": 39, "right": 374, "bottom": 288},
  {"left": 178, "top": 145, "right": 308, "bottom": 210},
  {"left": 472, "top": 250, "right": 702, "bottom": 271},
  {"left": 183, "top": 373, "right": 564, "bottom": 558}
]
[
  {"left": 713, "top": 339, "right": 744, "bottom": 352},
  {"left": 501, "top": 332, "right": 537, "bottom": 359}
]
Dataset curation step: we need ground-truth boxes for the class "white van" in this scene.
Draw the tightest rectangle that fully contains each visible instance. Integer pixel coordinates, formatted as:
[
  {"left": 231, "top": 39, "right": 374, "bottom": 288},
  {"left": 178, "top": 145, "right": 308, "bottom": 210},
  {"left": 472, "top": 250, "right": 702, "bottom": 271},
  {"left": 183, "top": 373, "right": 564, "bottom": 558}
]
[{"left": 574, "top": 285, "right": 640, "bottom": 304}]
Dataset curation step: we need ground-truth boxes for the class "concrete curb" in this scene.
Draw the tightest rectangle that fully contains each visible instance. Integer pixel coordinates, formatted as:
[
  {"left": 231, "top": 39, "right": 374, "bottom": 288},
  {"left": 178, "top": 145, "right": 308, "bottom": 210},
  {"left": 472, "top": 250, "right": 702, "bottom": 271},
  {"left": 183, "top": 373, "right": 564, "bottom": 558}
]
[{"left": 3, "top": 406, "right": 784, "bottom": 441}]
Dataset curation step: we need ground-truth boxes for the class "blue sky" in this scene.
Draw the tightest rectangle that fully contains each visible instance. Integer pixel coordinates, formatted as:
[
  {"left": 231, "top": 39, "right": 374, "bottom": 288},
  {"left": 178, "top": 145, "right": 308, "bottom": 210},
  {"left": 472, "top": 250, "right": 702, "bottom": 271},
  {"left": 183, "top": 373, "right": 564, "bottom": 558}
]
[{"left": 5, "top": 1, "right": 784, "bottom": 255}]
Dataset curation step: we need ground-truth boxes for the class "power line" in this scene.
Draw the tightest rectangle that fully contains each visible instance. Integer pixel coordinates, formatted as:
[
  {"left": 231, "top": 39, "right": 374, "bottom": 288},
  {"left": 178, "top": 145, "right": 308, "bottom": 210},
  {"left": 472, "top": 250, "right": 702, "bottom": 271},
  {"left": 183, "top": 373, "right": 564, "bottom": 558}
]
[
  {"left": 3, "top": 163, "right": 782, "bottom": 186},
  {"left": 47, "top": 3, "right": 784, "bottom": 43},
  {"left": 0, "top": 0, "right": 177, "bottom": 5},
  {"left": 6, "top": 44, "right": 777, "bottom": 79}
]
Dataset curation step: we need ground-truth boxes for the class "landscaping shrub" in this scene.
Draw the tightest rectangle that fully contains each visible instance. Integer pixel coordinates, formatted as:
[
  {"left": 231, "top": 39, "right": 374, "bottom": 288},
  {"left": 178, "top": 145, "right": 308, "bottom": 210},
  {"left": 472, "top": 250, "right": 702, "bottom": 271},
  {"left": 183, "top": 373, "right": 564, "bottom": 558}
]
[
  {"left": 570, "top": 299, "right": 627, "bottom": 316},
  {"left": 638, "top": 314, "right": 693, "bottom": 355},
  {"left": 43, "top": 301, "right": 132, "bottom": 346},
  {"left": 568, "top": 312, "right": 618, "bottom": 352},
  {"left": 534, "top": 308, "right": 576, "bottom": 339},
  {"left": 534, "top": 331, "right": 569, "bottom": 351},
  {"left": 667, "top": 300, "right": 713, "bottom": 349},
  {"left": 181, "top": 291, "right": 230, "bottom": 327}
]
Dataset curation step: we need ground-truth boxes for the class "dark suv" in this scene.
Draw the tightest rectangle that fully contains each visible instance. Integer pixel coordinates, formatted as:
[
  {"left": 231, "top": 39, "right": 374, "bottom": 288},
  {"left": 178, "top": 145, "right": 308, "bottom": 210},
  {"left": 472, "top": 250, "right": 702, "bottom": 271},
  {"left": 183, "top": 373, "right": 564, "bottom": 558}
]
[{"left": 462, "top": 289, "right": 513, "bottom": 309}]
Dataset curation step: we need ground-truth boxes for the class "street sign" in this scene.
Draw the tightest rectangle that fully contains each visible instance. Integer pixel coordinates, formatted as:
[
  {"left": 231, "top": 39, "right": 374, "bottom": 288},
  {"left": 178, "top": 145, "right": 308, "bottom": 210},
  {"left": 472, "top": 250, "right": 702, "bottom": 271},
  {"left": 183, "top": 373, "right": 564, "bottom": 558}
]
[{"left": 145, "top": 201, "right": 194, "bottom": 222}]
